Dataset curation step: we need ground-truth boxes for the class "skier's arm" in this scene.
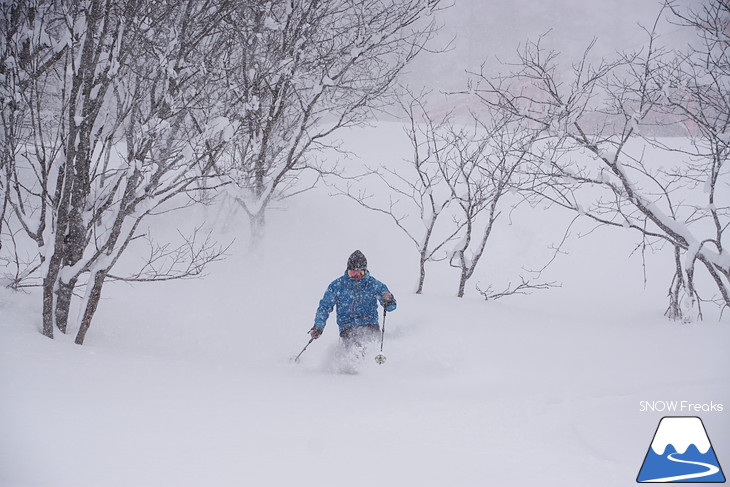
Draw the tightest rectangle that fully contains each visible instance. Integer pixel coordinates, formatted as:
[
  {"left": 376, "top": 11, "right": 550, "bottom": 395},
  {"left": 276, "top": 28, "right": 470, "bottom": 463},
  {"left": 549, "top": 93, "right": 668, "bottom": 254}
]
[
  {"left": 376, "top": 282, "right": 397, "bottom": 312},
  {"left": 313, "top": 282, "right": 337, "bottom": 331}
]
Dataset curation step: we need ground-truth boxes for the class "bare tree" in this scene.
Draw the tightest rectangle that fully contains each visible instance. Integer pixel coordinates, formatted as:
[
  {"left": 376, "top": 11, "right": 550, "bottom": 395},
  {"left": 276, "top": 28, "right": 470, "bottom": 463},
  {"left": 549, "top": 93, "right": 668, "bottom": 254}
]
[
  {"left": 335, "top": 91, "right": 462, "bottom": 294},
  {"left": 211, "top": 0, "right": 446, "bottom": 245},
  {"left": 339, "top": 89, "right": 549, "bottom": 297},
  {"left": 472, "top": 3, "right": 730, "bottom": 320},
  {"left": 1, "top": 0, "right": 70, "bottom": 327},
  {"left": 441, "top": 108, "right": 542, "bottom": 297},
  {"left": 656, "top": 0, "right": 730, "bottom": 318},
  {"left": 2, "top": 0, "right": 235, "bottom": 343},
  {"left": 0, "top": 1, "right": 61, "bottom": 287}
]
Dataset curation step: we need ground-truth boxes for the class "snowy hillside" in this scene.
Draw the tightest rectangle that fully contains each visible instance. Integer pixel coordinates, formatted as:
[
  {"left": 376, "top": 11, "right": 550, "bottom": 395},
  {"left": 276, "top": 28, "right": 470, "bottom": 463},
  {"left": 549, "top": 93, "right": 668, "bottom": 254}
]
[{"left": 1, "top": 123, "right": 729, "bottom": 487}]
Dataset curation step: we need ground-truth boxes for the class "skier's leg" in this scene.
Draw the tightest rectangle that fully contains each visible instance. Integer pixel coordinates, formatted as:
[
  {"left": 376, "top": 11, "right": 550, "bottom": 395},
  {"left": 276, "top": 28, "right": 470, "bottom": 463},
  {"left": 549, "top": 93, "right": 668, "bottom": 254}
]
[
  {"left": 336, "top": 326, "right": 361, "bottom": 373},
  {"left": 361, "top": 324, "right": 380, "bottom": 344}
]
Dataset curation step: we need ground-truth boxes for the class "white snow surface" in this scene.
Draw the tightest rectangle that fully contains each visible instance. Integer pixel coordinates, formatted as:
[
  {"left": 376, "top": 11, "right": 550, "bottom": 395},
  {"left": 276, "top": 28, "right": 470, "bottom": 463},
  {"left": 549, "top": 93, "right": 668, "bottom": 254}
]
[{"left": 1, "top": 124, "right": 729, "bottom": 487}]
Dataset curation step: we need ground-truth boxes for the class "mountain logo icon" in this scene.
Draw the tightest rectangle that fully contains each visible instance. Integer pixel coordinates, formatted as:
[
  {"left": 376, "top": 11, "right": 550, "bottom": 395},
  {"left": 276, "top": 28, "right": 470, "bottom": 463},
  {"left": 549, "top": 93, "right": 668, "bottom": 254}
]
[{"left": 637, "top": 416, "right": 726, "bottom": 483}]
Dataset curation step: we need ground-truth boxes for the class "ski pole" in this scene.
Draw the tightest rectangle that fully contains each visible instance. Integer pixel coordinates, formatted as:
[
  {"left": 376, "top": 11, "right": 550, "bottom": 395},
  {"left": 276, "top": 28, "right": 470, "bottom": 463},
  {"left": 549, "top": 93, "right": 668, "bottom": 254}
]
[
  {"left": 375, "top": 308, "right": 387, "bottom": 364},
  {"left": 292, "top": 337, "right": 315, "bottom": 363}
]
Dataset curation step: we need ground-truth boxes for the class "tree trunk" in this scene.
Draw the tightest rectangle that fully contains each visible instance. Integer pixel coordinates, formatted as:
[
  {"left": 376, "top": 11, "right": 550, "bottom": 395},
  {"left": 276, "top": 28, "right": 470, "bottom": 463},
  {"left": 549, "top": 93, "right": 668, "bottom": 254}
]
[
  {"left": 56, "top": 212, "right": 85, "bottom": 333},
  {"left": 41, "top": 274, "right": 55, "bottom": 339},
  {"left": 416, "top": 255, "right": 426, "bottom": 294},
  {"left": 457, "top": 272, "right": 467, "bottom": 298},
  {"left": 75, "top": 270, "right": 107, "bottom": 345},
  {"left": 248, "top": 209, "right": 266, "bottom": 248},
  {"left": 41, "top": 241, "right": 69, "bottom": 338},
  {"left": 54, "top": 276, "right": 80, "bottom": 334},
  {"left": 452, "top": 247, "right": 469, "bottom": 298},
  {"left": 666, "top": 274, "right": 683, "bottom": 321}
]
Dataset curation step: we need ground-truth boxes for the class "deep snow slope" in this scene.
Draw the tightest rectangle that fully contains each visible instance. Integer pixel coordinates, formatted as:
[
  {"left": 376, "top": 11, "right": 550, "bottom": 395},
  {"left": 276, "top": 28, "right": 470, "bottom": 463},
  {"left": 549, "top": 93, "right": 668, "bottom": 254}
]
[{"left": 1, "top": 124, "right": 728, "bottom": 487}]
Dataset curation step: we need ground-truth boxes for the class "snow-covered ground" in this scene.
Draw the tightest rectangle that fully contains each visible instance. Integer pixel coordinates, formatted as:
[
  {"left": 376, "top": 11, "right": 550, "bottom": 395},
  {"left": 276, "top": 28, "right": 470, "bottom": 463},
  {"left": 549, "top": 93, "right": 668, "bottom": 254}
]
[{"left": 1, "top": 124, "right": 728, "bottom": 487}]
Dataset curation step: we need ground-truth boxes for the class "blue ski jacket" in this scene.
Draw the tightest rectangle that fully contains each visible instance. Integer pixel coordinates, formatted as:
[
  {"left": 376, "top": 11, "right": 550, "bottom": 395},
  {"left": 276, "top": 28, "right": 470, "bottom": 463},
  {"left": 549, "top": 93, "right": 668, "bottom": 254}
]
[{"left": 313, "top": 271, "right": 396, "bottom": 332}]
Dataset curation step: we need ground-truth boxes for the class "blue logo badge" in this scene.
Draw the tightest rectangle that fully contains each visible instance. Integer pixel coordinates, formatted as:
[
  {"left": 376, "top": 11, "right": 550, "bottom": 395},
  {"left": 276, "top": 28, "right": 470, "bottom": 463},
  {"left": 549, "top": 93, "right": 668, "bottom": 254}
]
[{"left": 637, "top": 416, "right": 725, "bottom": 483}]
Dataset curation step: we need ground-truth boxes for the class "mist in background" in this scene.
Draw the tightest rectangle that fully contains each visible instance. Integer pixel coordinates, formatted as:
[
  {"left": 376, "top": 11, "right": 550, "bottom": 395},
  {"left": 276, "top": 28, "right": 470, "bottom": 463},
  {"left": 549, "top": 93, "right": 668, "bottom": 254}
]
[{"left": 406, "top": 0, "right": 694, "bottom": 93}]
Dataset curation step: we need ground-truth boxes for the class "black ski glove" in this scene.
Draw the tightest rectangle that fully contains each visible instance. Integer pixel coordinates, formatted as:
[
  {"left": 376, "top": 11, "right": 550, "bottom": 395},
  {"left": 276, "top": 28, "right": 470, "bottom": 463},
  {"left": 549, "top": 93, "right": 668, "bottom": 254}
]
[
  {"left": 381, "top": 292, "right": 394, "bottom": 307},
  {"left": 309, "top": 327, "right": 323, "bottom": 339}
]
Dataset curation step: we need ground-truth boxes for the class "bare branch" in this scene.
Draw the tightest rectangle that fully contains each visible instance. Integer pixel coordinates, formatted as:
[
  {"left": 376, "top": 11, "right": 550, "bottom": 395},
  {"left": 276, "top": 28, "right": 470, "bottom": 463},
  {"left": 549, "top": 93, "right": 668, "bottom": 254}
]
[
  {"left": 477, "top": 277, "right": 561, "bottom": 301},
  {"left": 107, "top": 227, "right": 231, "bottom": 283}
]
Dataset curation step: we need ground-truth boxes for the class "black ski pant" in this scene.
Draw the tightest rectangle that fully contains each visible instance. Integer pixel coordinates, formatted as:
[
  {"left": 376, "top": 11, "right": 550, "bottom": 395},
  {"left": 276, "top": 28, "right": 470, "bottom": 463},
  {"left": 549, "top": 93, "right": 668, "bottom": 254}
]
[{"left": 339, "top": 324, "right": 380, "bottom": 349}]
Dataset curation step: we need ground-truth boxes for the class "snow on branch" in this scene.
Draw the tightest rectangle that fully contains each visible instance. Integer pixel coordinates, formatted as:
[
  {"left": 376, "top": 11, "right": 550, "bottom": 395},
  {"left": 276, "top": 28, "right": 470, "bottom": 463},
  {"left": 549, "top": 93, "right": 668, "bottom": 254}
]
[{"left": 468, "top": 6, "right": 730, "bottom": 320}]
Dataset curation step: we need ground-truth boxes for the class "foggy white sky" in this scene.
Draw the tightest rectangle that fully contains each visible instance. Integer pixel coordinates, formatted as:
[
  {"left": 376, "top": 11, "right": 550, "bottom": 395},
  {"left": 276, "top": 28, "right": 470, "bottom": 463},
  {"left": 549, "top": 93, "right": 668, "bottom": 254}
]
[{"left": 407, "top": 0, "right": 694, "bottom": 92}]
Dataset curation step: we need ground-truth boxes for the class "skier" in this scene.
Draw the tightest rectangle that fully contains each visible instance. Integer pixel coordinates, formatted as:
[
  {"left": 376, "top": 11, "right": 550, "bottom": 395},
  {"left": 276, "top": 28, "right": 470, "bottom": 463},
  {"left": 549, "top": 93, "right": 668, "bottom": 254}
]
[{"left": 309, "top": 250, "right": 396, "bottom": 352}]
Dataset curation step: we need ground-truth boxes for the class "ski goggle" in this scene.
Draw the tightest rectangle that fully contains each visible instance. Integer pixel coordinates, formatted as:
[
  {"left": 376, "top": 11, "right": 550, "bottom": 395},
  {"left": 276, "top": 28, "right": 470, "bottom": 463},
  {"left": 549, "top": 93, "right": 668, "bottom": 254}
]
[{"left": 347, "top": 269, "right": 366, "bottom": 279}]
